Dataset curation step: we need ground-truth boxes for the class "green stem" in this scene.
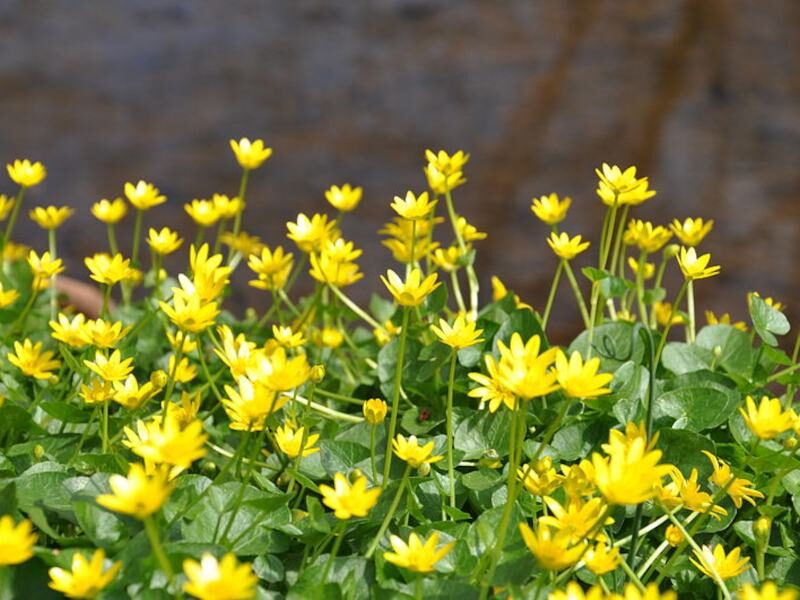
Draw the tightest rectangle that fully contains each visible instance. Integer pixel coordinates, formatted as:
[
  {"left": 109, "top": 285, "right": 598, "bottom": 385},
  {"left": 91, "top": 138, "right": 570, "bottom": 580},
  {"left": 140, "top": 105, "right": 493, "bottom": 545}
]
[
  {"left": 541, "top": 262, "right": 563, "bottom": 331},
  {"left": 562, "top": 260, "right": 590, "bottom": 328},
  {"left": 143, "top": 516, "right": 174, "bottom": 581},
  {"left": 1, "top": 186, "right": 25, "bottom": 259},
  {"left": 48, "top": 229, "right": 57, "bottom": 321},
  {"left": 444, "top": 189, "right": 478, "bottom": 317},
  {"left": 321, "top": 521, "right": 347, "bottom": 582},
  {"left": 415, "top": 575, "right": 424, "bottom": 600},
  {"left": 101, "top": 400, "right": 110, "bottom": 453},
  {"left": 329, "top": 284, "right": 383, "bottom": 331},
  {"left": 160, "top": 344, "right": 185, "bottom": 425},
  {"left": 654, "top": 281, "right": 689, "bottom": 365},
  {"left": 383, "top": 307, "right": 411, "bottom": 486},
  {"left": 446, "top": 350, "right": 458, "bottom": 509},
  {"left": 227, "top": 169, "right": 249, "bottom": 263},
  {"left": 618, "top": 557, "right": 647, "bottom": 592},
  {"left": 366, "top": 465, "right": 411, "bottom": 558},
  {"left": 370, "top": 425, "right": 379, "bottom": 484},
  {"left": 218, "top": 431, "right": 262, "bottom": 545},
  {"left": 194, "top": 226, "right": 206, "bottom": 249},
  {"left": 107, "top": 223, "right": 119, "bottom": 255},
  {"left": 131, "top": 209, "right": 143, "bottom": 267},
  {"left": 449, "top": 269, "right": 466, "bottom": 313},
  {"left": 213, "top": 219, "right": 227, "bottom": 254},
  {"left": 686, "top": 280, "right": 696, "bottom": 343},
  {"left": 608, "top": 205, "right": 630, "bottom": 278}
]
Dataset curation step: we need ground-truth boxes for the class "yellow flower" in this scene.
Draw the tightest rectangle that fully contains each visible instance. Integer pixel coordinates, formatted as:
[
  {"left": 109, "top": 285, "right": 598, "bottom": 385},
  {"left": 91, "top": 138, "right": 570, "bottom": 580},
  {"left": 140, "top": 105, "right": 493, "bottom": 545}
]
[
  {"left": 616, "top": 584, "right": 677, "bottom": 600},
  {"left": 124, "top": 180, "right": 166, "bottom": 210},
  {"left": 538, "top": 496, "right": 612, "bottom": 543},
  {"left": 531, "top": 193, "right": 571, "bottom": 226},
  {"left": 0, "top": 515, "right": 37, "bottom": 565},
  {"left": 627, "top": 256, "right": 655, "bottom": 279},
  {"left": 286, "top": 213, "right": 338, "bottom": 253},
  {"left": 214, "top": 327, "right": 257, "bottom": 378},
  {"left": 468, "top": 355, "right": 517, "bottom": 411},
  {"left": 272, "top": 325, "right": 306, "bottom": 348},
  {"left": 230, "top": 137, "right": 273, "bottom": 170},
  {"left": 431, "top": 314, "right": 484, "bottom": 349},
  {"left": 320, "top": 472, "right": 381, "bottom": 520},
  {"left": 592, "top": 434, "right": 673, "bottom": 505},
  {"left": 456, "top": 216, "right": 487, "bottom": 243},
  {"left": 390, "top": 191, "right": 438, "bottom": 220},
  {"left": 85, "top": 253, "right": 134, "bottom": 286},
  {"left": 79, "top": 378, "right": 114, "bottom": 405},
  {"left": 670, "top": 217, "right": 713, "bottom": 247},
  {"left": 555, "top": 350, "right": 613, "bottom": 399},
  {"left": 96, "top": 463, "right": 173, "bottom": 519},
  {"left": 185, "top": 198, "right": 222, "bottom": 227},
  {"left": 653, "top": 301, "right": 685, "bottom": 327},
  {"left": 48, "top": 548, "right": 120, "bottom": 599},
  {"left": 548, "top": 582, "right": 606, "bottom": 600},
  {"left": 168, "top": 330, "right": 198, "bottom": 354},
  {"left": 49, "top": 313, "right": 88, "bottom": 348},
  {"left": 183, "top": 552, "right": 257, "bottom": 600},
  {"left": 392, "top": 434, "right": 443, "bottom": 468},
  {"left": 147, "top": 227, "right": 183, "bottom": 255},
  {"left": 163, "top": 392, "right": 202, "bottom": 429},
  {"left": 740, "top": 395, "right": 796, "bottom": 440},
  {"left": 8, "top": 339, "right": 61, "bottom": 379},
  {"left": 309, "top": 245, "right": 363, "bottom": 287},
  {"left": 595, "top": 163, "right": 656, "bottom": 206},
  {"left": 222, "top": 376, "right": 288, "bottom": 431},
  {"left": 519, "top": 522, "right": 586, "bottom": 571},
  {"left": 665, "top": 524, "right": 684, "bottom": 547},
  {"left": 584, "top": 542, "right": 621, "bottom": 575},
  {"left": 547, "top": 232, "right": 590, "bottom": 260},
  {"left": 383, "top": 531, "right": 454, "bottom": 573},
  {"left": 83, "top": 318, "right": 131, "bottom": 348},
  {"left": 189, "top": 244, "right": 231, "bottom": 302},
  {"left": 29, "top": 205, "right": 74, "bottom": 230},
  {"left": 84, "top": 350, "right": 134, "bottom": 382},
  {"left": 381, "top": 267, "right": 440, "bottom": 307},
  {"left": 0, "top": 194, "right": 15, "bottom": 220},
  {"left": 221, "top": 231, "right": 263, "bottom": 257},
  {"left": 211, "top": 193, "right": 244, "bottom": 220},
  {"left": 362, "top": 398, "right": 388, "bottom": 424},
  {"left": 91, "top": 198, "right": 128, "bottom": 224},
  {"left": 431, "top": 245, "right": 464, "bottom": 272},
  {"left": 691, "top": 544, "right": 750, "bottom": 580},
  {"left": 676, "top": 247, "right": 720, "bottom": 280},
  {"left": 168, "top": 354, "right": 197, "bottom": 384},
  {"left": 560, "top": 461, "right": 596, "bottom": 499},
  {"left": 123, "top": 416, "right": 207, "bottom": 471},
  {"left": 738, "top": 582, "right": 798, "bottom": 600},
  {"left": 518, "top": 457, "right": 563, "bottom": 496},
  {"left": 248, "top": 245, "right": 293, "bottom": 291},
  {"left": 670, "top": 468, "right": 727, "bottom": 519},
  {"left": 702, "top": 451, "right": 764, "bottom": 508},
  {"left": 493, "top": 333, "right": 560, "bottom": 401},
  {"left": 624, "top": 220, "right": 673, "bottom": 253},
  {"left": 490, "top": 275, "right": 531, "bottom": 310},
  {"left": 275, "top": 421, "right": 320, "bottom": 458},
  {"left": 425, "top": 148, "right": 470, "bottom": 176},
  {"left": 7, "top": 159, "right": 46, "bottom": 187},
  {"left": 424, "top": 162, "right": 466, "bottom": 195},
  {"left": 0, "top": 282, "right": 20, "bottom": 309},
  {"left": 28, "top": 250, "right": 65, "bottom": 287},
  {"left": 248, "top": 346, "right": 311, "bottom": 392},
  {"left": 160, "top": 286, "right": 220, "bottom": 333},
  {"left": 749, "top": 292, "right": 786, "bottom": 313},
  {"left": 112, "top": 375, "right": 159, "bottom": 410},
  {"left": 325, "top": 183, "right": 363, "bottom": 212}
]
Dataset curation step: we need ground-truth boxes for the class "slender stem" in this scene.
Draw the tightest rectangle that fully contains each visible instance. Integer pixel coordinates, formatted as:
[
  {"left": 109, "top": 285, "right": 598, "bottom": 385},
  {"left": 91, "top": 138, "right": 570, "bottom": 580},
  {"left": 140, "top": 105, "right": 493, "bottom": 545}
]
[
  {"left": 101, "top": 284, "right": 112, "bottom": 318},
  {"left": 541, "top": 262, "right": 563, "bottom": 331},
  {"left": 219, "top": 431, "right": 262, "bottom": 545},
  {"left": 446, "top": 350, "right": 458, "bottom": 509},
  {"left": 608, "top": 205, "right": 630, "bottom": 278},
  {"left": 415, "top": 576, "right": 424, "bottom": 600},
  {"left": 213, "top": 219, "right": 227, "bottom": 254},
  {"left": 107, "top": 223, "right": 119, "bottom": 255},
  {"left": 321, "top": 521, "right": 347, "bottom": 581},
  {"left": 160, "top": 344, "right": 185, "bottom": 425},
  {"left": 383, "top": 307, "right": 410, "bottom": 486},
  {"left": 290, "top": 393, "right": 364, "bottom": 423},
  {"left": 1, "top": 186, "right": 25, "bottom": 259},
  {"left": 48, "top": 229, "right": 57, "bottom": 321},
  {"left": 686, "top": 280, "right": 696, "bottom": 343},
  {"left": 227, "top": 169, "right": 249, "bottom": 263},
  {"left": 444, "top": 189, "right": 478, "bottom": 318},
  {"left": 328, "top": 284, "right": 383, "bottom": 331},
  {"left": 366, "top": 465, "right": 411, "bottom": 558},
  {"left": 194, "top": 226, "right": 206, "bottom": 249},
  {"left": 654, "top": 281, "right": 689, "bottom": 365},
  {"left": 562, "top": 260, "right": 590, "bottom": 328},
  {"left": 587, "top": 202, "right": 619, "bottom": 357},
  {"left": 143, "top": 516, "right": 174, "bottom": 581},
  {"left": 370, "top": 425, "right": 379, "bottom": 484},
  {"left": 618, "top": 557, "right": 646, "bottom": 592},
  {"left": 101, "top": 400, "right": 110, "bottom": 453},
  {"left": 635, "top": 251, "right": 648, "bottom": 323},
  {"left": 449, "top": 269, "right": 466, "bottom": 313},
  {"left": 131, "top": 209, "right": 144, "bottom": 267}
]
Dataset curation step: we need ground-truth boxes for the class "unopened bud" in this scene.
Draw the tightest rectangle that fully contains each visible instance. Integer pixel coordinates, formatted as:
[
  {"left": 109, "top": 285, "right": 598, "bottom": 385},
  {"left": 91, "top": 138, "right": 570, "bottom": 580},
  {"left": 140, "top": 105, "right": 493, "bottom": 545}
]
[
  {"left": 416, "top": 462, "right": 431, "bottom": 477},
  {"left": 713, "top": 345, "right": 722, "bottom": 358},
  {"left": 362, "top": 398, "right": 388, "bottom": 425},
  {"left": 33, "top": 444, "right": 45, "bottom": 460},
  {"left": 150, "top": 370, "right": 168, "bottom": 389},
  {"left": 349, "top": 469, "right": 365, "bottom": 484},
  {"left": 665, "top": 524, "right": 684, "bottom": 547},
  {"left": 478, "top": 449, "right": 502, "bottom": 470},
  {"left": 784, "top": 436, "right": 798, "bottom": 451},
  {"left": 310, "top": 365, "right": 326, "bottom": 384},
  {"left": 663, "top": 244, "right": 680, "bottom": 259},
  {"left": 755, "top": 517, "right": 772, "bottom": 548},
  {"left": 201, "top": 461, "right": 217, "bottom": 475}
]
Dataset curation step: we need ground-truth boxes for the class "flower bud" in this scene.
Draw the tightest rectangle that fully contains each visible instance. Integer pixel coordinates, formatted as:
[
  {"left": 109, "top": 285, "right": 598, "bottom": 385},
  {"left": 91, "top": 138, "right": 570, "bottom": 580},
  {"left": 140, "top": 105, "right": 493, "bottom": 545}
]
[
  {"left": 713, "top": 345, "right": 722, "bottom": 359},
  {"left": 784, "top": 436, "right": 798, "bottom": 451},
  {"left": 665, "top": 524, "right": 684, "bottom": 547},
  {"left": 150, "top": 369, "right": 168, "bottom": 389},
  {"left": 362, "top": 398, "right": 388, "bottom": 425},
  {"left": 348, "top": 469, "right": 365, "bottom": 484},
  {"left": 663, "top": 244, "right": 680, "bottom": 259},
  {"left": 34, "top": 444, "right": 45, "bottom": 460},
  {"left": 416, "top": 462, "right": 431, "bottom": 477},
  {"left": 754, "top": 517, "right": 771, "bottom": 548},
  {"left": 201, "top": 461, "right": 217, "bottom": 476},
  {"left": 310, "top": 364, "right": 326, "bottom": 384},
  {"left": 478, "top": 449, "right": 502, "bottom": 470}
]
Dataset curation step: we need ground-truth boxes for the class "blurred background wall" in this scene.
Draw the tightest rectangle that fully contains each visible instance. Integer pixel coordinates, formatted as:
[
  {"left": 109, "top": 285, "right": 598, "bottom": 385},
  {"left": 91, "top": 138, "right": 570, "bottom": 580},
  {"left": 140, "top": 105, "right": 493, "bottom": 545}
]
[{"left": 2, "top": 0, "right": 798, "bottom": 342}]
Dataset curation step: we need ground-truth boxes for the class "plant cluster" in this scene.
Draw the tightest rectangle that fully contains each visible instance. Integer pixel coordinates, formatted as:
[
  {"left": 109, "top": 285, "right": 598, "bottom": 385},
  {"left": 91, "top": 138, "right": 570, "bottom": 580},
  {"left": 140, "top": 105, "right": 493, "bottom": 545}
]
[{"left": 0, "top": 145, "right": 798, "bottom": 599}]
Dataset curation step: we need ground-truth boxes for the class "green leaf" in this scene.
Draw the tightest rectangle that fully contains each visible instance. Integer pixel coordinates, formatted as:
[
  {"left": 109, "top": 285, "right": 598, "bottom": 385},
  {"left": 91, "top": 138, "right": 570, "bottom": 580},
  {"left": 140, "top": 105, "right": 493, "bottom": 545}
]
[
  {"left": 582, "top": 267, "right": 611, "bottom": 282},
  {"left": 40, "top": 400, "right": 91, "bottom": 424},
  {"left": 661, "top": 342, "right": 713, "bottom": 375},
  {"left": 422, "top": 282, "right": 448, "bottom": 315},
  {"left": 655, "top": 428, "right": 716, "bottom": 480},
  {"left": 653, "top": 385, "right": 739, "bottom": 432},
  {"left": 599, "top": 275, "right": 633, "bottom": 299},
  {"left": 319, "top": 440, "right": 371, "bottom": 477},
  {"left": 696, "top": 325, "right": 756, "bottom": 377},
  {"left": 749, "top": 294, "right": 790, "bottom": 346},
  {"left": 570, "top": 322, "right": 643, "bottom": 372}
]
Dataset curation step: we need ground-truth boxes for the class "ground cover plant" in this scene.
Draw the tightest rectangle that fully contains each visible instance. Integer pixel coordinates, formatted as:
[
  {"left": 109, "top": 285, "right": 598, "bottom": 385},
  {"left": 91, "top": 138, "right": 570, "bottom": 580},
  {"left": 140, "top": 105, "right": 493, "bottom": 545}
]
[{"left": 0, "top": 143, "right": 798, "bottom": 599}]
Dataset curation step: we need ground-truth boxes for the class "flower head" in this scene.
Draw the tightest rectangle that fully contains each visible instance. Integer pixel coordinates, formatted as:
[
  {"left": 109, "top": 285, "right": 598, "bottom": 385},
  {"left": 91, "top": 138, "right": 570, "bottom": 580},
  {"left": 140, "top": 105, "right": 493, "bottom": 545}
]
[
  {"left": 48, "top": 549, "right": 120, "bottom": 599},
  {"left": 275, "top": 421, "right": 319, "bottom": 458},
  {"left": 702, "top": 451, "right": 764, "bottom": 508},
  {"left": 84, "top": 349, "right": 134, "bottom": 382},
  {"left": 383, "top": 531, "right": 454, "bottom": 573},
  {"left": 8, "top": 159, "right": 46, "bottom": 187},
  {"left": 431, "top": 314, "right": 484, "bottom": 349},
  {"left": 112, "top": 374, "right": 159, "bottom": 410},
  {"left": 160, "top": 285, "right": 220, "bottom": 333},
  {"left": 8, "top": 339, "right": 60, "bottom": 379},
  {"left": 519, "top": 522, "right": 586, "bottom": 571},
  {"left": 320, "top": 472, "right": 381, "bottom": 520},
  {"left": 362, "top": 398, "right": 388, "bottom": 424},
  {"left": 738, "top": 582, "right": 798, "bottom": 600},
  {"left": 595, "top": 163, "right": 656, "bottom": 206},
  {"left": 547, "top": 232, "right": 590, "bottom": 260},
  {"left": 183, "top": 552, "right": 257, "bottom": 600},
  {"left": 740, "top": 395, "right": 796, "bottom": 440},
  {"left": 222, "top": 377, "right": 287, "bottom": 431},
  {"left": 390, "top": 191, "right": 438, "bottom": 221},
  {"left": 555, "top": 350, "right": 613, "bottom": 399},
  {"left": 147, "top": 227, "right": 183, "bottom": 255},
  {"left": 85, "top": 253, "right": 134, "bottom": 286},
  {"left": 325, "top": 183, "right": 363, "bottom": 212},
  {"left": 392, "top": 434, "right": 443, "bottom": 468},
  {"left": 286, "top": 213, "right": 338, "bottom": 254},
  {"left": 230, "top": 137, "right": 272, "bottom": 170},
  {"left": 29, "top": 205, "right": 74, "bottom": 230},
  {"left": 691, "top": 543, "right": 750, "bottom": 581},
  {"left": 518, "top": 457, "right": 563, "bottom": 496},
  {"left": 624, "top": 220, "right": 673, "bottom": 253},
  {"left": 676, "top": 247, "right": 720, "bottom": 280},
  {"left": 584, "top": 542, "right": 621, "bottom": 575},
  {"left": 0, "top": 515, "right": 37, "bottom": 565},
  {"left": 381, "top": 268, "right": 439, "bottom": 306},
  {"left": 248, "top": 245, "right": 293, "bottom": 291},
  {"left": 124, "top": 180, "right": 166, "bottom": 210},
  {"left": 185, "top": 198, "right": 222, "bottom": 228},
  {"left": 96, "top": 463, "right": 173, "bottom": 519},
  {"left": 671, "top": 217, "right": 713, "bottom": 247},
  {"left": 91, "top": 198, "right": 128, "bottom": 224},
  {"left": 531, "top": 193, "right": 571, "bottom": 225},
  {"left": 83, "top": 318, "right": 131, "bottom": 348},
  {"left": 0, "top": 282, "right": 20, "bottom": 309},
  {"left": 123, "top": 416, "right": 208, "bottom": 471},
  {"left": 28, "top": 250, "right": 64, "bottom": 288}
]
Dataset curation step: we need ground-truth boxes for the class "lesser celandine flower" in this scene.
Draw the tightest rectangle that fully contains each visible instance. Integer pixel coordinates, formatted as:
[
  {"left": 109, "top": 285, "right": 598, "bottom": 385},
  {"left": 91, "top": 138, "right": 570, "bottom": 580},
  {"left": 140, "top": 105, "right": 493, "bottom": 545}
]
[
  {"left": 230, "top": 137, "right": 272, "bottom": 170},
  {"left": 48, "top": 548, "right": 120, "bottom": 599},
  {"left": 211, "top": 193, "right": 243, "bottom": 220},
  {"left": 222, "top": 376, "right": 287, "bottom": 431},
  {"left": 248, "top": 245, "right": 293, "bottom": 291},
  {"left": 160, "top": 286, "right": 220, "bottom": 333},
  {"left": 248, "top": 346, "right": 311, "bottom": 391},
  {"left": 29, "top": 205, "right": 74, "bottom": 229},
  {"left": 584, "top": 542, "right": 621, "bottom": 575},
  {"left": 221, "top": 231, "right": 263, "bottom": 257},
  {"left": 0, "top": 515, "right": 37, "bottom": 565},
  {"left": 320, "top": 472, "right": 380, "bottom": 519},
  {"left": 124, "top": 180, "right": 166, "bottom": 210},
  {"left": 381, "top": 267, "right": 440, "bottom": 306},
  {"left": 314, "top": 327, "right": 343, "bottom": 349},
  {"left": 28, "top": 249, "right": 64, "bottom": 283},
  {"left": 185, "top": 198, "right": 222, "bottom": 227},
  {"left": 654, "top": 301, "right": 685, "bottom": 327},
  {"left": 431, "top": 314, "right": 484, "bottom": 349},
  {"left": 468, "top": 353, "right": 517, "bottom": 412},
  {"left": 79, "top": 378, "right": 114, "bottom": 405},
  {"left": 627, "top": 256, "right": 655, "bottom": 279},
  {"left": 275, "top": 421, "right": 320, "bottom": 458},
  {"left": 147, "top": 227, "right": 183, "bottom": 255},
  {"left": 392, "top": 434, "right": 443, "bottom": 468},
  {"left": 493, "top": 332, "right": 559, "bottom": 401},
  {"left": 539, "top": 496, "right": 612, "bottom": 543},
  {"left": 112, "top": 375, "right": 159, "bottom": 410},
  {"left": 85, "top": 253, "right": 134, "bottom": 286},
  {"left": 7, "top": 159, "right": 46, "bottom": 187},
  {"left": 84, "top": 350, "right": 134, "bottom": 382},
  {"left": 518, "top": 457, "right": 563, "bottom": 496},
  {"left": 738, "top": 582, "right": 798, "bottom": 600},
  {"left": 123, "top": 415, "right": 208, "bottom": 471},
  {"left": 531, "top": 193, "right": 571, "bottom": 225},
  {"left": 665, "top": 524, "right": 684, "bottom": 547},
  {"left": 701, "top": 451, "right": 764, "bottom": 507},
  {"left": 691, "top": 544, "right": 750, "bottom": 580},
  {"left": 0, "top": 282, "right": 20, "bottom": 308},
  {"left": 676, "top": 247, "right": 720, "bottom": 280},
  {"left": 547, "top": 232, "right": 590, "bottom": 260},
  {"left": 555, "top": 350, "right": 613, "bottom": 399},
  {"left": 740, "top": 395, "right": 796, "bottom": 440},
  {"left": 272, "top": 325, "right": 306, "bottom": 348},
  {"left": 431, "top": 245, "right": 463, "bottom": 271},
  {"left": 390, "top": 190, "right": 438, "bottom": 220},
  {"left": 426, "top": 148, "right": 470, "bottom": 176},
  {"left": 547, "top": 582, "right": 606, "bottom": 600},
  {"left": 383, "top": 531, "right": 454, "bottom": 573},
  {"left": 190, "top": 244, "right": 231, "bottom": 301},
  {"left": 362, "top": 398, "right": 388, "bottom": 424},
  {"left": 83, "top": 318, "right": 131, "bottom": 348},
  {"left": 168, "top": 354, "right": 198, "bottom": 383},
  {"left": 0, "top": 194, "right": 15, "bottom": 220},
  {"left": 183, "top": 552, "right": 257, "bottom": 600},
  {"left": 425, "top": 161, "right": 466, "bottom": 195},
  {"left": 91, "top": 198, "right": 128, "bottom": 224},
  {"left": 490, "top": 275, "right": 531, "bottom": 309},
  {"left": 96, "top": 463, "right": 173, "bottom": 519},
  {"left": 624, "top": 219, "right": 673, "bottom": 253},
  {"left": 286, "top": 212, "right": 337, "bottom": 253},
  {"left": 671, "top": 217, "right": 713, "bottom": 246},
  {"left": 325, "top": 183, "right": 363, "bottom": 212},
  {"left": 670, "top": 468, "right": 727, "bottom": 519},
  {"left": 8, "top": 339, "right": 61, "bottom": 379},
  {"left": 595, "top": 163, "right": 656, "bottom": 206},
  {"left": 519, "top": 522, "right": 586, "bottom": 571},
  {"left": 309, "top": 244, "right": 363, "bottom": 287},
  {"left": 455, "top": 216, "right": 487, "bottom": 242}
]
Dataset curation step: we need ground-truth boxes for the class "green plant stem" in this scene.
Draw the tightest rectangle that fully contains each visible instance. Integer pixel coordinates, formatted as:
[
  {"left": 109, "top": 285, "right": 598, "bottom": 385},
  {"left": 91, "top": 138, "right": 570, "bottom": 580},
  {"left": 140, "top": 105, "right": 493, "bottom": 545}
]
[
  {"left": 131, "top": 208, "right": 144, "bottom": 267},
  {"left": 101, "top": 400, "right": 110, "bottom": 453},
  {"left": 1, "top": 186, "right": 25, "bottom": 260},
  {"left": 366, "top": 465, "right": 411, "bottom": 558},
  {"left": 686, "top": 280, "right": 696, "bottom": 343},
  {"left": 587, "top": 201, "right": 618, "bottom": 357},
  {"left": 226, "top": 168, "right": 249, "bottom": 263},
  {"left": 382, "top": 307, "right": 410, "bottom": 486},
  {"left": 321, "top": 521, "right": 347, "bottom": 582},
  {"left": 562, "top": 260, "right": 590, "bottom": 328},
  {"left": 219, "top": 431, "right": 262, "bottom": 545},
  {"left": 194, "top": 226, "right": 206, "bottom": 249},
  {"left": 541, "top": 262, "right": 563, "bottom": 331},
  {"left": 449, "top": 269, "right": 466, "bottom": 313},
  {"left": 101, "top": 284, "right": 112, "bottom": 318},
  {"left": 328, "top": 284, "right": 383, "bottom": 331},
  {"left": 107, "top": 223, "right": 119, "bottom": 255},
  {"left": 635, "top": 251, "right": 648, "bottom": 324},
  {"left": 213, "top": 219, "right": 227, "bottom": 254},
  {"left": 445, "top": 350, "right": 458, "bottom": 509},
  {"left": 143, "top": 516, "right": 174, "bottom": 581},
  {"left": 608, "top": 205, "right": 630, "bottom": 278},
  {"left": 370, "top": 425, "right": 379, "bottom": 484},
  {"left": 617, "top": 557, "right": 647, "bottom": 593},
  {"left": 160, "top": 344, "right": 185, "bottom": 425},
  {"left": 654, "top": 281, "right": 688, "bottom": 365},
  {"left": 48, "top": 229, "right": 57, "bottom": 321},
  {"left": 415, "top": 576, "right": 424, "bottom": 600},
  {"left": 444, "top": 189, "right": 478, "bottom": 317}
]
